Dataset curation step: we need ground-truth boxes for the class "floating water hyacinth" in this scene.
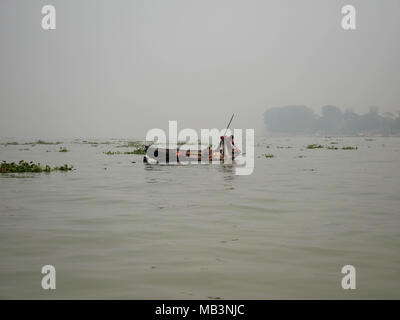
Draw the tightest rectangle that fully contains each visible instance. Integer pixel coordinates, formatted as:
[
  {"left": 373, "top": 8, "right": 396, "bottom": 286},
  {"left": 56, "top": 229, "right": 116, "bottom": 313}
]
[
  {"left": 53, "top": 164, "right": 74, "bottom": 171},
  {"left": 326, "top": 145, "right": 339, "bottom": 150},
  {"left": 0, "top": 161, "right": 73, "bottom": 173},
  {"left": 342, "top": 146, "right": 358, "bottom": 150},
  {"left": 306, "top": 144, "right": 324, "bottom": 149},
  {"left": 133, "top": 146, "right": 147, "bottom": 154},
  {"left": 3, "top": 140, "right": 62, "bottom": 146},
  {"left": 116, "top": 141, "right": 146, "bottom": 148},
  {"left": 33, "top": 140, "right": 63, "bottom": 145},
  {"left": 103, "top": 147, "right": 146, "bottom": 156}
]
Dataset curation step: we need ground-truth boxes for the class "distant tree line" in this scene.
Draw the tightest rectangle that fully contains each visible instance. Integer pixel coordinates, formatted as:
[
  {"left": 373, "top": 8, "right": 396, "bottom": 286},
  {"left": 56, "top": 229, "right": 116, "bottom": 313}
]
[{"left": 263, "top": 105, "right": 400, "bottom": 136}]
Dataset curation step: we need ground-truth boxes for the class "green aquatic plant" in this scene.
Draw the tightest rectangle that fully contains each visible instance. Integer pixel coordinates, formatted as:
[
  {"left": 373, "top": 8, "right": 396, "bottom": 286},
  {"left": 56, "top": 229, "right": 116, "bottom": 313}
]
[
  {"left": 306, "top": 144, "right": 324, "bottom": 149},
  {"left": 264, "top": 154, "right": 275, "bottom": 158},
  {"left": 104, "top": 151, "right": 122, "bottom": 155},
  {"left": 104, "top": 147, "right": 146, "bottom": 155},
  {"left": 3, "top": 140, "right": 62, "bottom": 146},
  {"left": 0, "top": 161, "right": 47, "bottom": 173},
  {"left": 116, "top": 141, "right": 147, "bottom": 148},
  {"left": 132, "top": 146, "right": 146, "bottom": 155},
  {"left": 59, "top": 147, "right": 68, "bottom": 152},
  {"left": 326, "top": 145, "right": 338, "bottom": 150},
  {"left": 127, "top": 141, "right": 144, "bottom": 148},
  {"left": 35, "top": 140, "right": 62, "bottom": 145},
  {"left": 0, "top": 161, "right": 73, "bottom": 173},
  {"left": 342, "top": 146, "right": 358, "bottom": 150},
  {"left": 53, "top": 164, "right": 74, "bottom": 171}
]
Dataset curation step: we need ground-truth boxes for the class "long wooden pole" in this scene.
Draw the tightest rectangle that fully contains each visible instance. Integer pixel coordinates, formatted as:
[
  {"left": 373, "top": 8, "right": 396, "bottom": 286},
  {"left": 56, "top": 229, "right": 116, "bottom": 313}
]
[{"left": 223, "top": 113, "right": 235, "bottom": 136}]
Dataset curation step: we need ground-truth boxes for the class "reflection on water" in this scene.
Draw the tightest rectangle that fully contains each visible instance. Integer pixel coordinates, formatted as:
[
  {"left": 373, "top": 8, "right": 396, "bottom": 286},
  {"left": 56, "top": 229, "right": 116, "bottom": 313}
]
[
  {"left": 0, "top": 137, "right": 400, "bottom": 299},
  {"left": 218, "top": 164, "right": 235, "bottom": 190}
]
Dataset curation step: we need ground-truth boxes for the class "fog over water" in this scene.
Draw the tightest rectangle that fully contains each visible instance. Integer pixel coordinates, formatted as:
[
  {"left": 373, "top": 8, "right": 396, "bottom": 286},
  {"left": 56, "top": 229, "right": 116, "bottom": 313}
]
[
  {"left": 1, "top": 0, "right": 400, "bottom": 138},
  {"left": 264, "top": 105, "right": 400, "bottom": 135}
]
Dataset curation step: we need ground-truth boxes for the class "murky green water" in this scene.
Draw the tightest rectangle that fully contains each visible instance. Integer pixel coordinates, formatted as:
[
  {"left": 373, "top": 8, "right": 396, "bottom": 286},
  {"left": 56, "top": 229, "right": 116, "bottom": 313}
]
[{"left": 1, "top": 137, "right": 400, "bottom": 299}]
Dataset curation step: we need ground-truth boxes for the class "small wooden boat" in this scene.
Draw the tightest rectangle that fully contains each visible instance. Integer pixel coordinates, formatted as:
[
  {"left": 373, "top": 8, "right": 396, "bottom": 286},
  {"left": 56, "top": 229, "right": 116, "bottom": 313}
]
[
  {"left": 144, "top": 114, "right": 244, "bottom": 164},
  {"left": 143, "top": 135, "right": 241, "bottom": 164}
]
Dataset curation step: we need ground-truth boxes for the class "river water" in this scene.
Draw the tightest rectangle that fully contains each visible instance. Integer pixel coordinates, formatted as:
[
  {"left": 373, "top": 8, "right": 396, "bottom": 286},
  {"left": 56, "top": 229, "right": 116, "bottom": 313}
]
[{"left": 0, "top": 137, "right": 399, "bottom": 299}]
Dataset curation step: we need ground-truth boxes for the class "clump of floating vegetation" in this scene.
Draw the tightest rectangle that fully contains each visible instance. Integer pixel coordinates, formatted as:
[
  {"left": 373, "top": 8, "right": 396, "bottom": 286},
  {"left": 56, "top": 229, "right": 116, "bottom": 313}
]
[
  {"left": 342, "top": 146, "right": 358, "bottom": 150},
  {"left": 104, "top": 141, "right": 147, "bottom": 155},
  {"left": 128, "top": 141, "right": 144, "bottom": 148},
  {"left": 83, "top": 141, "right": 112, "bottom": 145},
  {"left": 132, "top": 146, "right": 146, "bottom": 155},
  {"left": 326, "top": 145, "right": 339, "bottom": 150},
  {"left": 53, "top": 164, "right": 74, "bottom": 171},
  {"left": 82, "top": 141, "right": 113, "bottom": 146},
  {"left": 104, "top": 151, "right": 138, "bottom": 155},
  {"left": 104, "top": 147, "right": 147, "bottom": 156},
  {"left": 0, "top": 161, "right": 50, "bottom": 173},
  {"left": 330, "top": 141, "right": 339, "bottom": 144},
  {"left": 3, "top": 140, "right": 62, "bottom": 146},
  {"left": 34, "top": 140, "right": 62, "bottom": 145},
  {"left": 104, "top": 151, "right": 123, "bottom": 155},
  {"left": 116, "top": 140, "right": 145, "bottom": 148},
  {"left": 59, "top": 147, "right": 68, "bottom": 152},
  {"left": 264, "top": 154, "right": 275, "bottom": 158},
  {"left": 365, "top": 138, "right": 375, "bottom": 141},
  {"left": 0, "top": 161, "right": 73, "bottom": 173},
  {"left": 306, "top": 144, "right": 324, "bottom": 149},
  {"left": 28, "top": 140, "right": 63, "bottom": 147}
]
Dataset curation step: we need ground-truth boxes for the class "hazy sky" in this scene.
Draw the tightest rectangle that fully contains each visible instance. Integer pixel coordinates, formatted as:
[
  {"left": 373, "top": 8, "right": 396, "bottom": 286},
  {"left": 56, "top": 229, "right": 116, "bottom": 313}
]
[{"left": 0, "top": 0, "right": 399, "bottom": 138}]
